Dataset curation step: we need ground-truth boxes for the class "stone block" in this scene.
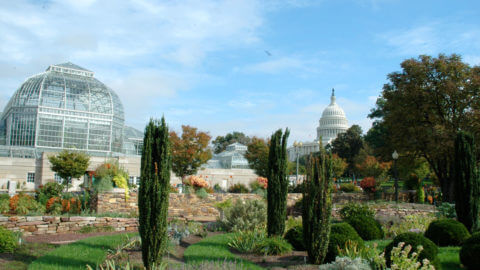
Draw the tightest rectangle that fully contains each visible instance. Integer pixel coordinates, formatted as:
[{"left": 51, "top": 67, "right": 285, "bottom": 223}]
[
  {"left": 17, "top": 221, "right": 47, "bottom": 226},
  {"left": 26, "top": 216, "right": 43, "bottom": 222}
]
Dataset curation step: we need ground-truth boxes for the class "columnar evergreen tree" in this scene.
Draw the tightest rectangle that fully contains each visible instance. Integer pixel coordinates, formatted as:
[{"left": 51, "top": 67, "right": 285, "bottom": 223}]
[
  {"left": 302, "top": 149, "right": 333, "bottom": 264},
  {"left": 454, "top": 131, "right": 480, "bottom": 232},
  {"left": 138, "top": 118, "right": 171, "bottom": 269},
  {"left": 267, "top": 128, "right": 290, "bottom": 236}
]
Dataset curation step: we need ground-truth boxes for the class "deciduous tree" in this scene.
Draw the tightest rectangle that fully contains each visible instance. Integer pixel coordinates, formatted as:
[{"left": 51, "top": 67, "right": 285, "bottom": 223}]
[
  {"left": 245, "top": 137, "right": 269, "bottom": 177},
  {"left": 330, "top": 125, "right": 364, "bottom": 175},
  {"left": 370, "top": 54, "right": 480, "bottom": 201},
  {"left": 48, "top": 150, "right": 90, "bottom": 192},
  {"left": 212, "top": 131, "right": 251, "bottom": 154},
  {"left": 169, "top": 125, "right": 212, "bottom": 181}
]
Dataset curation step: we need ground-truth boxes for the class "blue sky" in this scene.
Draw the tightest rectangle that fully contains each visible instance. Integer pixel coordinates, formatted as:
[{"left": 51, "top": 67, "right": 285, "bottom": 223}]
[{"left": 1, "top": 0, "right": 479, "bottom": 145}]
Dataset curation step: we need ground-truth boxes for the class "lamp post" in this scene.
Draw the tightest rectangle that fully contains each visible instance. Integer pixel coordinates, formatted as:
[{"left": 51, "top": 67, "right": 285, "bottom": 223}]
[{"left": 392, "top": 150, "right": 399, "bottom": 203}]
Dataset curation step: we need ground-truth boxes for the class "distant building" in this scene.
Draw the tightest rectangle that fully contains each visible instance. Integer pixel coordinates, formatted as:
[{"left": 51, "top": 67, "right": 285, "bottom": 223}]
[
  {"left": 288, "top": 89, "right": 348, "bottom": 161},
  {"left": 204, "top": 142, "right": 250, "bottom": 169}
]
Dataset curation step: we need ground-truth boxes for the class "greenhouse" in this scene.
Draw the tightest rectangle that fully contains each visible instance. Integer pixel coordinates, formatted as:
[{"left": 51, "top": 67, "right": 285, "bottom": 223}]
[{"left": 0, "top": 62, "right": 142, "bottom": 156}]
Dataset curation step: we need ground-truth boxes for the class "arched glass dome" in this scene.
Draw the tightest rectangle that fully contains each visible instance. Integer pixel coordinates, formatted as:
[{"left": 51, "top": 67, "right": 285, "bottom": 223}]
[
  {"left": 316, "top": 89, "right": 348, "bottom": 146},
  {"left": 0, "top": 62, "right": 125, "bottom": 154}
]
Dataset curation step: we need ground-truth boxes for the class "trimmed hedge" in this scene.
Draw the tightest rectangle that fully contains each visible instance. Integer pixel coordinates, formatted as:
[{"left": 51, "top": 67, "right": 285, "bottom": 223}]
[
  {"left": 385, "top": 232, "right": 439, "bottom": 269},
  {"left": 325, "top": 222, "right": 364, "bottom": 263},
  {"left": 424, "top": 219, "right": 470, "bottom": 246},
  {"left": 284, "top": 225, "right": 305, "bottom": 251},
  {"left": 0, "top": 226, "right": 17, "bottom": 253},
  {"left": 460, "top": 232, "right": 480, "bottom": 269},
  {"left": 346, "top": 215, "right": 384, "bottom": 240}
]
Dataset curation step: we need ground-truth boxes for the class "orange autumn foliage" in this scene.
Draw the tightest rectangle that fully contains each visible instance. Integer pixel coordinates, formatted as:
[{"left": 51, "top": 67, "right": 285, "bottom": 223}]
[
  {"left": 257, "top": 177, "right": 268, "bottom": 189},
  {"left": 9, "top": 194, "right": 33, "bottom": 211},
  {"left": 187, "top": 175, "right": 209, "bottom": 188}
]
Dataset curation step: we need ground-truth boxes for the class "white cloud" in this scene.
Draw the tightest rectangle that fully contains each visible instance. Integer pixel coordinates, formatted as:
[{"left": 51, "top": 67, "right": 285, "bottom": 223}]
[{"left": 236, "top": 56, "right": 321, "bottom": 74}]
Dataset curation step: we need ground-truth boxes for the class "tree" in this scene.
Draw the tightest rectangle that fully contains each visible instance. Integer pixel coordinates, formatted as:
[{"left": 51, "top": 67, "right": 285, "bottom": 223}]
[
  {"left": 331, "top": 154, "right": 348, "bottom": 178},
  {"left": 287, "top": 161, "right": 306, "bottom": 175},
  {"left": 454, "top": 131, "right": 480, "bottom": 232},
  {"left": 267, "top": 128, "right": 289, "bottom": 237},
  {"left": 48, "top": 150, "right": 90, "bottom": 192},
  {"left": 169, "top": 125, "right": 212, "bottom": 181},
  {"left": 370, "top": 54, "right": 480, "bottom": 201},
  {"left": 138, "top": 118, "right": 171, "bottom": 269},
  {"left": 212, "top": 131, "right": 252, "bottom": 154},
  {"left": 303, "top": 150, "right": 333, "bottom": 264},
  {"left": 330, "top": 125, "right": 364, "bottom": 175},
  {"left": 245, "top": 137, "right": 269, "bottom": 177},
  {"left": 355, "top": 155, "right": 391, "bottom": 179}
]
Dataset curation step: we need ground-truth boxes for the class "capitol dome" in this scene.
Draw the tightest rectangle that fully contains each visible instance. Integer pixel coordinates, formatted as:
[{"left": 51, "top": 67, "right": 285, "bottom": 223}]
[
  {"left": 0, "top": 62, "right": 125, "bottom": 154},
  {"left": 316, "top": 89, "right": 348, "bottom": 146}
]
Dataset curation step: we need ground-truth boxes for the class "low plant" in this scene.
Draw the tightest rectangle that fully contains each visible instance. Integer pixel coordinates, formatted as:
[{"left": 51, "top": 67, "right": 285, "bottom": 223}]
[
  {"left": 326, "top": 222, "right": 364, "bottom": 263},
  {"left": 35, "top": 182, "right": 64, "bottom": 205},
  {"left": 228, "top": 183, "right": 249, "bottom": 193},
  {"left": 254, "top": 236, "right": 292, "bottom": 255},
  {"left": 385, "top": 232, "right": 439, "bottom": 269},
  {"left": 390, "top": 242, "right": 435, "bottom": 270},
  {"left": 284, "top": 225, "right": 304, "bottom": 250},
  {"left": 346, "top": 215, "right": 384, "bottom": 240},
  {"left": 228, "top": 229, "right": 267, "bottom": 253},
  {"left": 337, "top": 240, "right": 385, "bottom": 269},
  {"left": 11, "top": 194, "right": 45, "bottom": 215},
  {"left": 435, "top": 202, "right": 456, "bottom": 219},
  {"left": 213, "top": 183, "right": 224, "bottom": 193},
  {"left": 339, "top": 202, "right": 375, "bottom": 221},
  {"left": 0, "top": 198, "right": 9, "bottom": 214},
  {"left": 78, "top": 225, "right": 115, "bottom": 234},
  {"left": 0, "top": 226, "right": 18, "bottom": 253},
  {"left": 386, "top": 214, "right": 436, "bottom": 238},
  {"left": 424, "top": 219, "right": 470, "bottom": 246},
  {"left": 416, "top": 186, "right": 425, "bottom": 203},
  {"left": 360, "top": 177, "right": 376, "bottom": 193},
  {"left": 318, "top": 257, "right": 371, "bottom": 270},
  {"left": 339, "top": 183, "right": 361, "bottom": 193},
  {"left": 195, "top": 188, "right": 209, "bottom": 199},
  {"left": 460, "top": 232, "right": 480, "bottom": 269},
  {"left": 220, "top": 199, "right": 266, "bottom": 232},
  {"left": 93, "top": 175, "right": 114, "bottom": 193},
  {"left": 285, "top": 216, "right": 302, "bottom": 232}
]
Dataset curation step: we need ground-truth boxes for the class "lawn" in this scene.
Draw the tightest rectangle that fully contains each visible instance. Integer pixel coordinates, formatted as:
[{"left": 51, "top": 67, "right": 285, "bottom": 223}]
[
  {"left": 28, "top": 233, "right": 135, "bottom": 270},
  {"left": 366, "top": 240, "right": 461, "bottom": 270},
  {"left": 0, "top": 242, "right": 57, "bottom": 270},
  {"left": 183, "top": 233, "right": 263, "bottom": 269}
]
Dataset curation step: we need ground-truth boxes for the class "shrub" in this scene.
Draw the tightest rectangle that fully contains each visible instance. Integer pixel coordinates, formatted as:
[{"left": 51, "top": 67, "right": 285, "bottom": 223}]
[
  {"left": 10, "top": 194, "right": 44, "bottom": 215},
  {"left": 390, "top": 242, "right": 435, "bottom": 270},
  {"left": 228, "top": 229, "right": 267, "bottom": 253},
  {"left": 213, "top": 183, "right": 224, "bottom": 193},
  {"left": 460, "top": 232, "right": 480, "bottom": 269},
  {"left": 424, "top": 219, "right": 470, "bottom": 246},
  {"left": 339, "top": 203, "right": 375, "bottom": 221},
  {"left": 250, "top": 177, "right": 267, "bottom": 191},
  {"left": 435, "top": 202, "right": 456, "bottom": 219},
  {"left": 360, "top": 177, "right": 376, "bottom": 193},
  {"left": 35, "top": 182, "right": 64, "bottom": 205},
  {"left": 0, "top": 226, "right": 17, "bottom": 253},
  {"left": 326, "top": 222, "right": 364, "bottom": 263},
  {"left": 385, "top": 232, "right": 439, "bottom": 269},
  {"left": 339, "top": 183, "right": 360, "bottom": 193},
  {"left": 228, "top": 183, "right": 249, "bottom": 193},
  {"left": 0, "top": 194, "right": 10, "bottom": 200},
  {"left": 186, "top": 176, "right": 209, "bottom": 189},
  {"left": 221, "top": 199, "right": 266, "bottom": 232},
  {"left": 254, "top": 236, "right": 292, "bottom": 255},
  {"left": 284, "top": 225, "right": 305, "bottom": 250},
  {"left": 404, "top": 173, "right": 421, "bottom": 190},
  {"left": 46, "top": 197, "right": 62, "bottom": 214},
  {"left": 346, "top": 216, "right": 384, "bottom": 240},
  {"left": 93, "top": 175, "right": 114, "bottom": 193},
  {"left": 195, "top": 188, "right": 209, "bottom": 199}
]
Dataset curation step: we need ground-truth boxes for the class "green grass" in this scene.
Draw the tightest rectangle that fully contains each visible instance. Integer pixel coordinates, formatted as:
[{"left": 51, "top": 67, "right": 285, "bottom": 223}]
[
  {"left": 183, "top": 233, "right": 263, "bottom": 269},
  {"left": 0, "top": 242, "right": 57, "bottom": 270},
  {"left": 366, "top": 240, "right": 461, "bottom": 270},
  {"left": 28, "top": 233, "right": 135, "bottom": 270}
]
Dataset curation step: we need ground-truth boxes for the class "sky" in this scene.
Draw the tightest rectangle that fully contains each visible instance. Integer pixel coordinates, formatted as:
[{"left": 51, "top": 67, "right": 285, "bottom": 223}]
[{"left": 1, "top": 0, "right": 480, "bottom": 145}]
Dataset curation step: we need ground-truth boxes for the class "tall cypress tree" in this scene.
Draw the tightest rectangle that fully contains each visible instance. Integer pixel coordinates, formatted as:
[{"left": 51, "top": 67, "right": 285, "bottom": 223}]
[
  {"left": 267, "top": 128, "right": 290, "bottom": 236},
  {"left": 138, "top": 117, "right": 171, "bottom": 269},
  {"left": 302, "top": 149, "right": 333, "bottom": 264},
  {"left": 454, "top": 131, "right": 480, "bottom": 232}
]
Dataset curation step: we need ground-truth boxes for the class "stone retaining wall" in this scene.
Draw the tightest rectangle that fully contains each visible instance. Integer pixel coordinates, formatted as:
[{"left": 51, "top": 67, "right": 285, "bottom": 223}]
[{"left": 0, "top": 216, "right": 138, "bottom": 236}]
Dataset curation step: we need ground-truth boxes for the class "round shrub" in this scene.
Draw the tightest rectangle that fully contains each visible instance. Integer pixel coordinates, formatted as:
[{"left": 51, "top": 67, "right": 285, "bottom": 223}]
[
  {"left": 346, "top": 215, "right": 384, "bottom": 240},
  {"left": 325, "top": 222, "right": 364, "bottom": 263},
  {"left": 339, "top": 202, "right": 375, "bottom": 220},
  {"left": 424, "top": 219, "right": 470, "bottom": 246},
  {"left": 284, "top": 225, "right": 305, "bottom": 251},
  {"left": 0, "top": 226, "right": 17, "bottom": 253},
  {"left": 228, "top": 183, "right": 249, "bottom": 193},
  {"left": 460, "top": 232, "right": 480, "bottom": 269},
  {"left": 221, "top": 199, "right": 266, "bottom": 232},
  {"left": 385, "top": 232, "right": 439, "bottom": 269}
]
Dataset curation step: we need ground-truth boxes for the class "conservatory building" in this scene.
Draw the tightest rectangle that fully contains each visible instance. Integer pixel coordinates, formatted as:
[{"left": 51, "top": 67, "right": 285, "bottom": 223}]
[{"left": 0, "top": 63, "right": 144, "bottom": 191}]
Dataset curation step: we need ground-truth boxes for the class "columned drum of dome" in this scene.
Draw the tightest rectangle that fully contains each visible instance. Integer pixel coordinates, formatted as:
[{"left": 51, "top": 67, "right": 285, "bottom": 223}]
[
  {"left": 0, "top": 62, "right": 125, "bottom": 155},
  {"left": 316, "top": 89, "right": 348, "bottom": 146}
]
